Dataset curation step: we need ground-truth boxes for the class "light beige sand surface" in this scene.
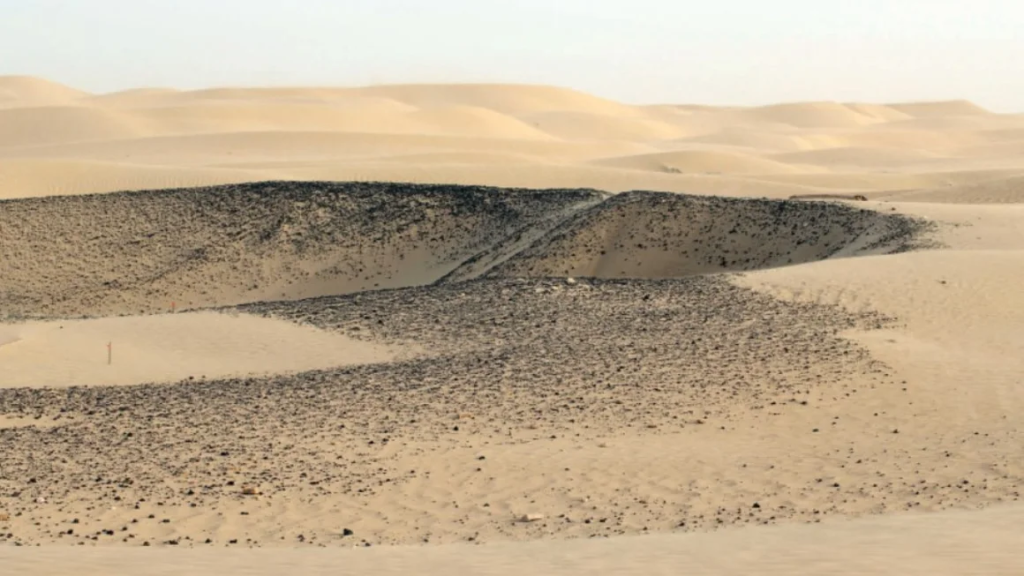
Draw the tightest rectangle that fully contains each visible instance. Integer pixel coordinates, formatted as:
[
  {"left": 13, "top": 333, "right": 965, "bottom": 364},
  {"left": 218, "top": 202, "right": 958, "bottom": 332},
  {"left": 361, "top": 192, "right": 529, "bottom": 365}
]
[
  {"left": 0, "top": 312, "right": 403, "bottom": 389},
  {"left": 3, "top": 76, "right": 1024, "bottom": 201},
  {"left": 3, "top": 504, "right": 1022, "bottom": 575}
]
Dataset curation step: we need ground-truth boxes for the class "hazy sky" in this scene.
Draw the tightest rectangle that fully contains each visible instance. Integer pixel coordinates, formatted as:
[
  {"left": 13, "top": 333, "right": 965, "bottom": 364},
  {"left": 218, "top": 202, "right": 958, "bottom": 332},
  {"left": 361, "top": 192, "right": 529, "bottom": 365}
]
[{"left": 2, "top": 0, "right": 1022, "bottom": 110}]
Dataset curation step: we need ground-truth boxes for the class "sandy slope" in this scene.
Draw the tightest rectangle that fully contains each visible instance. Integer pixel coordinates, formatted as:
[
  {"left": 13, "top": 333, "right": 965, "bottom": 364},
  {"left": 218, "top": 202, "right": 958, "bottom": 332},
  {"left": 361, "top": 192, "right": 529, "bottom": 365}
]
[
  {"left": 3, "top": 76, "right": 1024, "bottom": 202},
  {"left": 3, "top": 504, "right": 1022, "bottom": 575}
]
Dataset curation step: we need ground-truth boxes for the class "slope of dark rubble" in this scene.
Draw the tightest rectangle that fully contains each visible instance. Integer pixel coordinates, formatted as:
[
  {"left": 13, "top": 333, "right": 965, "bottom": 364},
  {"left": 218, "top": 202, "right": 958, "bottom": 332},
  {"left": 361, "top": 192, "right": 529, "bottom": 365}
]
[
  {"left": 0, "top": 182, "right": 929, "bottom": 319},
  {"left": 482, "top": 191, "right": 931, "bottom": 280}
]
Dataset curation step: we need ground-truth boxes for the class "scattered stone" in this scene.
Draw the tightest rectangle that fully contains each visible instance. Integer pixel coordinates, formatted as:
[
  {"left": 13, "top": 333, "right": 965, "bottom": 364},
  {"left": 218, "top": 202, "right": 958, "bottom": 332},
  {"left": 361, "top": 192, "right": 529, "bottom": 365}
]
[{"left": 517, "top": 513, "right": 546, "bottom": 523}]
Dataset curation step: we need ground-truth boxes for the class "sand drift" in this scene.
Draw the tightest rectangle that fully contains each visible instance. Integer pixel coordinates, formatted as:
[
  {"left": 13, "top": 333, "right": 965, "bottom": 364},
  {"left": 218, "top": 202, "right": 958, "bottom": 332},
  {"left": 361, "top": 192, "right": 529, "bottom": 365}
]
[{"left": 0, "top": 181, "right": 927, "bottom": 317}]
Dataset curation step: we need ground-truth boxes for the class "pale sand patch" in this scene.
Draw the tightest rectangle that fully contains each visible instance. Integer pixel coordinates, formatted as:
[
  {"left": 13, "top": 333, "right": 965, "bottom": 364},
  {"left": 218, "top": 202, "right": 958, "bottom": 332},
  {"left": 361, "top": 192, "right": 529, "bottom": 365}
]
[
  {"left": 1, "top": 504, "right": 1020, "bottom": 575},
  {"left": 732, "top": 203, "right": 1024, "bottom": 506},
  {"left": 0, "top": 312, "right": 401, "bottom": 388},
  {"left": 736, "top": 249, "right": 1024, "bottom": 425}
]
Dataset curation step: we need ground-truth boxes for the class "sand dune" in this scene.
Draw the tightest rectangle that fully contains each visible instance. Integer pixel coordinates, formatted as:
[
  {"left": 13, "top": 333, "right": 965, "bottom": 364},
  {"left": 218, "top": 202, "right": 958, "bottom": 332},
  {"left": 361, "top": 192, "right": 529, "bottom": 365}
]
[
  {"left": 1, "top": 157, "right": 830, "bottom": 201},
  {"left": 0, "top": 106, "right": 144, "bottom": 148},
  {"left": 133, "top": 101, "right": 419, "bottom": 135},
  {"left": 888, "top": 99, "right": 992, "bottom": 117},
  {"left": 349, "top": 84, "right": 642, "bottom": 116},
  {"left": 888, "top": 114, "right": 1024, "bottom": 133},
  {"left": 952, "top": 139, "right": 1024, "bottom": 160},
  {"left": 405, "top": 105, "right": 556, "bottom": 140},
  {"left": 3, "top": 130, "right": 649, "bottom": 167},
  {"left": 844, "top": 103, "right": 915, "bottom": 123},
  {"left": 727, "top": 102, "right": 883, "bottom": 128},
  {"left": 828, "top": 129, "right": 989, "bottom": 153},
  {"left": 594, "top": 149, "right": 807, "bottom": 174},
  {"left": 679, "top": 129, "right": 844, "bottom": 153},
  {"left": 0, "top": 158, "right": 261, "bottom": 199},
  {"left": 751, "top": 167, "right": 1024, "bottom": 194},
  {"left": 2, "top": 77, "right": 1024, "bottom": 201},
  {"left": 883, "top": 174, "right": 1024, "bottom": 204},
  {"left": 770, "top": 146, "right": 945, "bottom": 169},
  {"left": 0, "top": 76, "right": 89, "bottom": 108},
  {"left": 523, "top": 111, "right": 689, "bottom": 141}
]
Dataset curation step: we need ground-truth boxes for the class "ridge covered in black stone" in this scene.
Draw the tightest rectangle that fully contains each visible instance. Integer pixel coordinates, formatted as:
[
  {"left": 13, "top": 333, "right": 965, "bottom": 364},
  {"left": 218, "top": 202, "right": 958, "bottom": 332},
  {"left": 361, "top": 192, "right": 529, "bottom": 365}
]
[
  {"left": 0, "top": 181, "right": 604, "bottom": 317},
  {"left": 0, "top": 181, "right": 930, "bottom": 319},
  {"left": 486, "top": 191, "right": 931, "bottom": 279}
]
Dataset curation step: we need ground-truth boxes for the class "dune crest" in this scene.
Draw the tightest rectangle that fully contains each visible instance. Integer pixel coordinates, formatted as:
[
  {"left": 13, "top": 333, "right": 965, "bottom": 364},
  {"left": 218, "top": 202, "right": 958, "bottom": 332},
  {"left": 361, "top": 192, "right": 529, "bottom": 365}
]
[{"left": 0, "top": 76, "right": 89, "bottom": 108}]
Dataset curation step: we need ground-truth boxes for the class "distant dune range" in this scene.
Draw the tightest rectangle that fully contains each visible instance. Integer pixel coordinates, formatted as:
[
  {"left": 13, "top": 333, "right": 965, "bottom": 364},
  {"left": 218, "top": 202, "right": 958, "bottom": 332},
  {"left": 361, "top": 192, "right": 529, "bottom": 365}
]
[{"left": 2, "top": 75, "right": 1024, "bottom": 202}]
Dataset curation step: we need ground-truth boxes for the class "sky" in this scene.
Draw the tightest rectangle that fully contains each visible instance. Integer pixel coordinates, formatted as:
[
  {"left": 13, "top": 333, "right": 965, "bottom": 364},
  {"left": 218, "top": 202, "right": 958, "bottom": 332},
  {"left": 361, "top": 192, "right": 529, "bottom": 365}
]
[{"left": 1, "top": 0, "right": 1022, "bottom": 110}]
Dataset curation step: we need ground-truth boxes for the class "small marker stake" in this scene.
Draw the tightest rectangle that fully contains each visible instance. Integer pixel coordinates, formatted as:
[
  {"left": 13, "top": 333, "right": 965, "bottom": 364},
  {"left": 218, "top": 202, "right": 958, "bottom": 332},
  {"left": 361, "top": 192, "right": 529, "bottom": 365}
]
[{"left": 107, "top": 341, "right": 112, "bottom": 365}]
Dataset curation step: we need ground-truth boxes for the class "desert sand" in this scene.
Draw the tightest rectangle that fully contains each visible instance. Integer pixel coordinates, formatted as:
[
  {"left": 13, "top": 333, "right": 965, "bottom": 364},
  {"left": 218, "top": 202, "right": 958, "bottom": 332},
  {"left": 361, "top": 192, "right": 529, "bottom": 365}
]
[
  {"left": 3, "top": 75, "right": 1024, "bottom": 202},
  {"left": 1, "top": 77, "right": 1023, "bottom": 575},
  {"left": 3, "top": 505, "right": 1023, "bottom": 575},
  {"left": 0, "top": 313, "right": 403, "bottom": 389}
]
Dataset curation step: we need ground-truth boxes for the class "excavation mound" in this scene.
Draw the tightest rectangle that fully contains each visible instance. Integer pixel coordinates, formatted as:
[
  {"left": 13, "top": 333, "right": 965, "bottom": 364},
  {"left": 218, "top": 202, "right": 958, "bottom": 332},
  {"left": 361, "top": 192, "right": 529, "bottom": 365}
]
[
  {"left": 475, "top": 192, "right": 926, "bottom": 280},
  {"left": 0, "top": 181, "right": 603, "bottom": 317},
  {"left": 0, "top": 182, "right": 926, "bottom": 318}
]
